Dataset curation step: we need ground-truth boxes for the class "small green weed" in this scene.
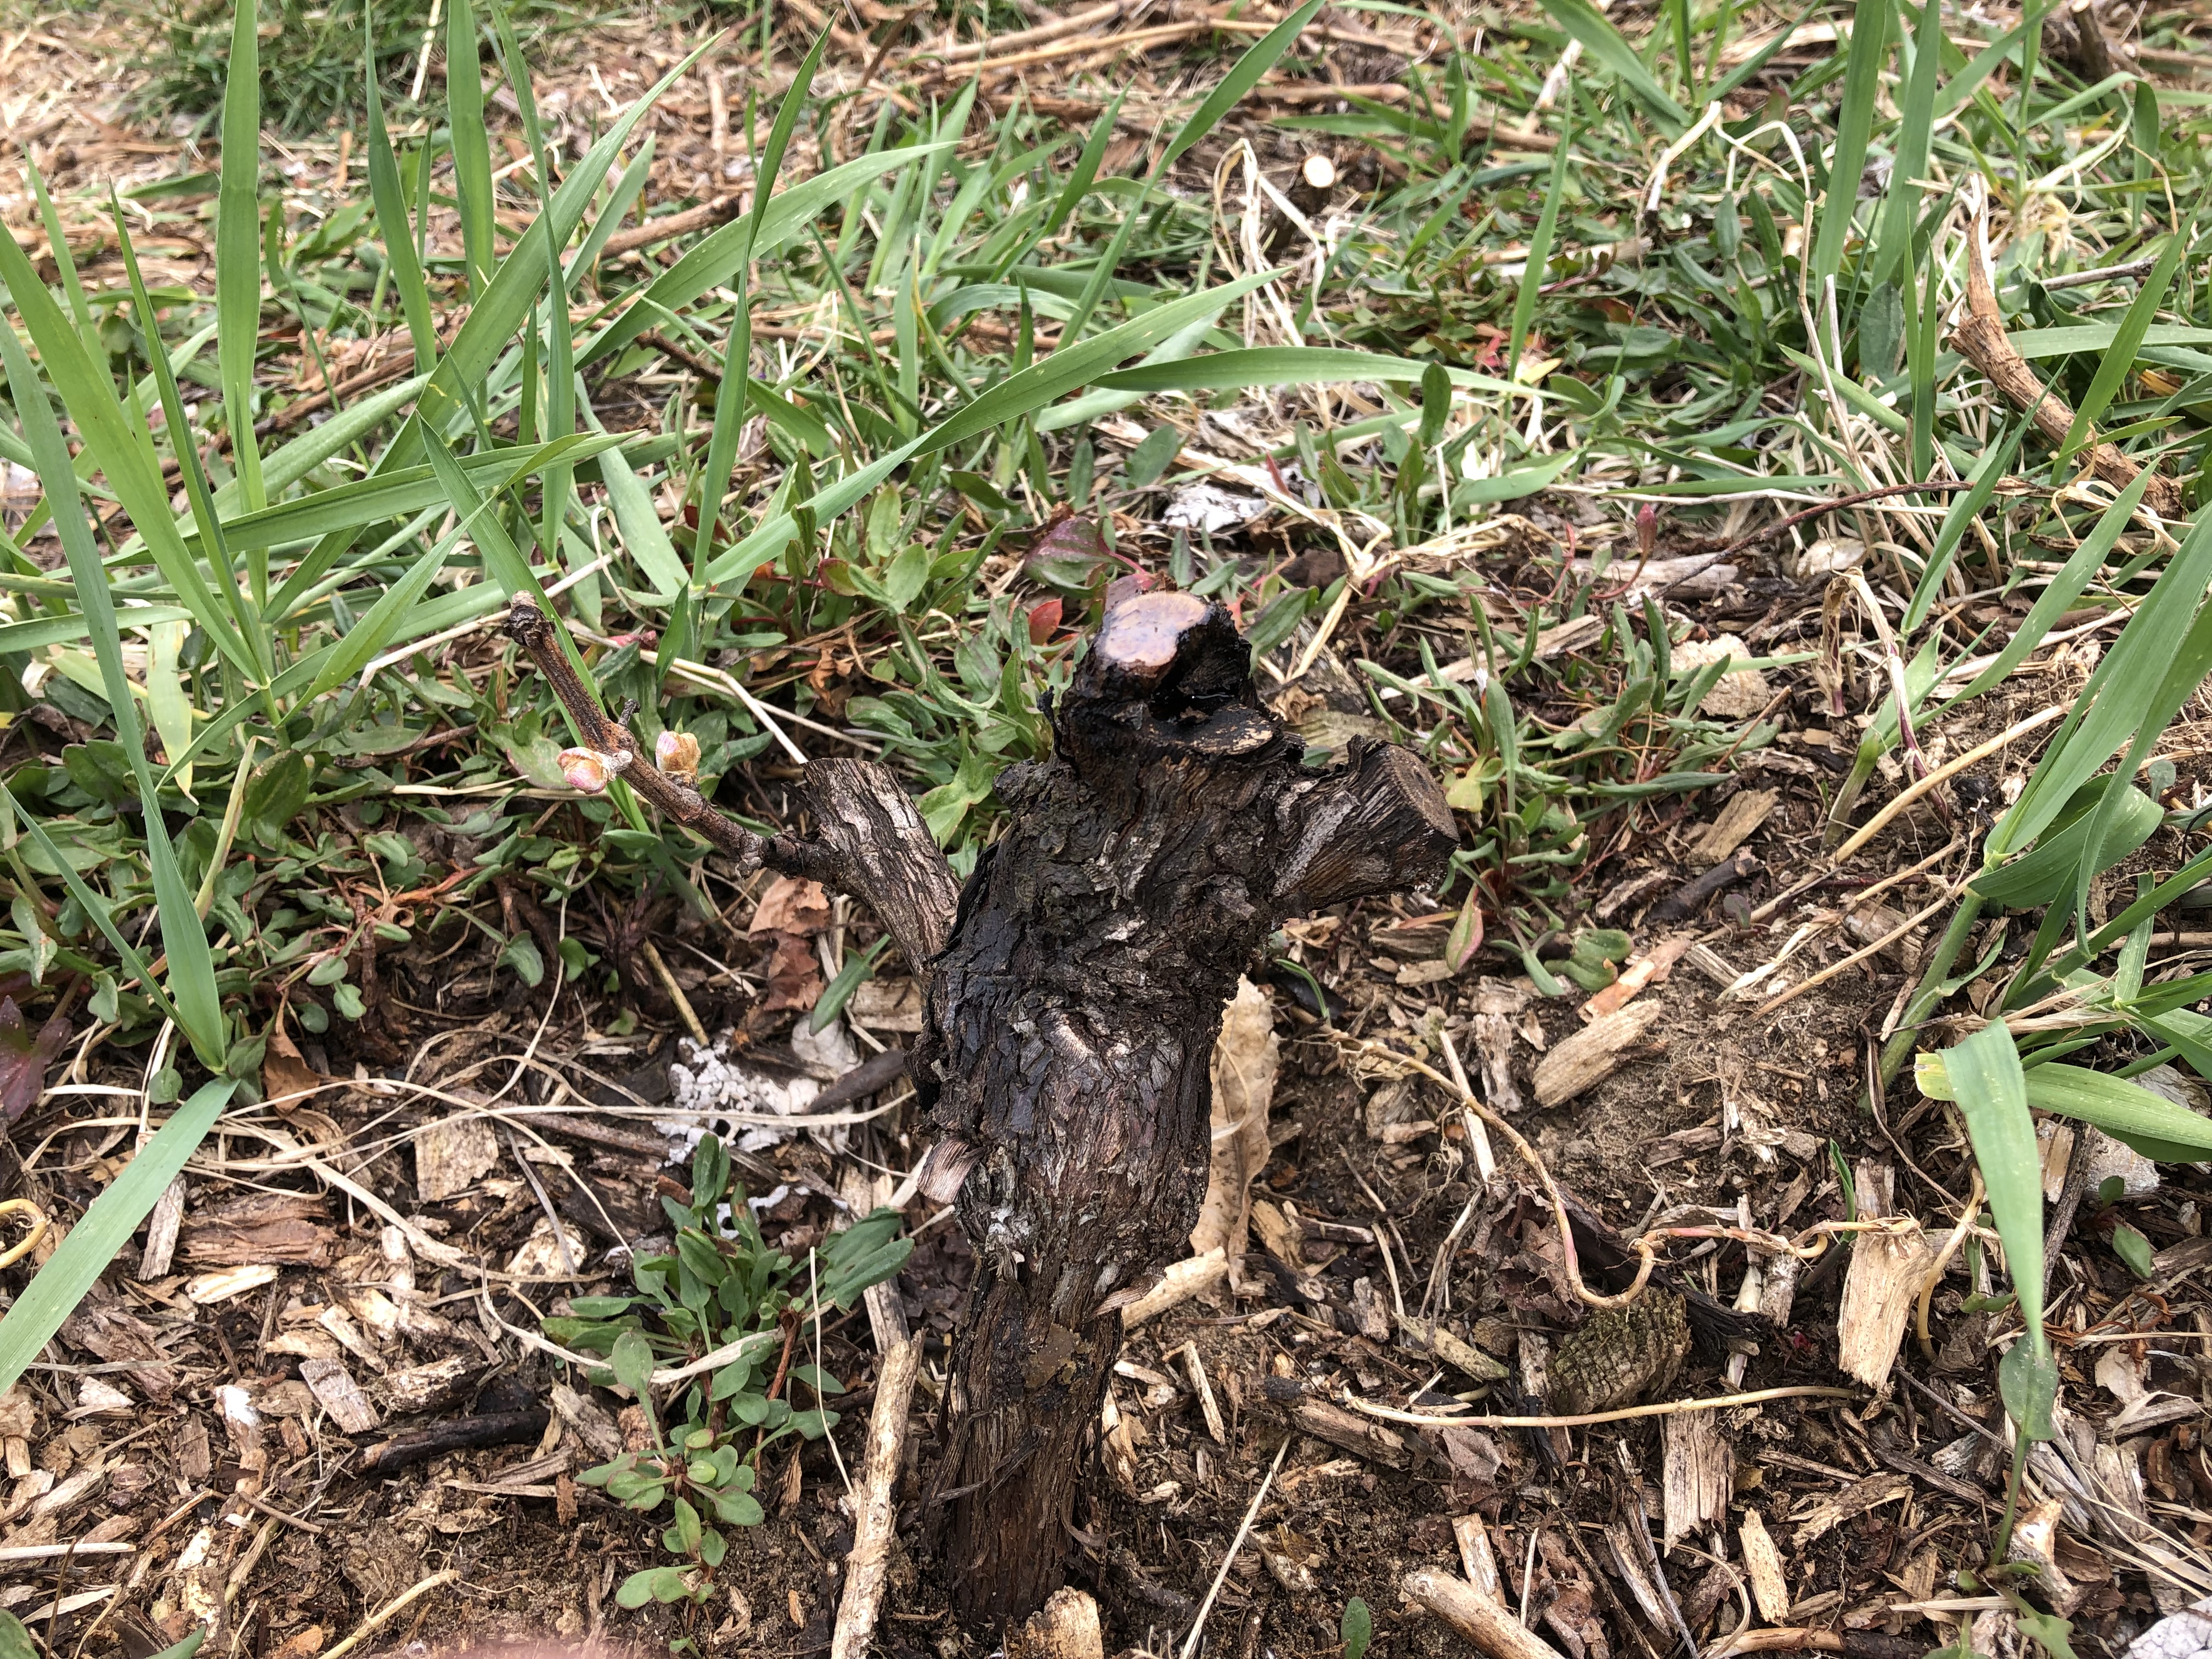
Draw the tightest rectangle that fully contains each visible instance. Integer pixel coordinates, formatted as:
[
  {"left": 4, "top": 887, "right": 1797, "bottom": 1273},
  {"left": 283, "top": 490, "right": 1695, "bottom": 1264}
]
[{"left": 554, "top": 1135, "right": 911, "bottom": 1613}]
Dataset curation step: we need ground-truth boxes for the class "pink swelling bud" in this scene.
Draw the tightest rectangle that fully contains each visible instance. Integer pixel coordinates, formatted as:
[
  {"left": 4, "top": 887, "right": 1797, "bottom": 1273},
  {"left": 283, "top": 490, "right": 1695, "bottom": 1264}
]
[
  {"left": 558, "top": 747, "right": 612, "bottom": 793},
  {"left": 655, "top": 729, "right": 701, "bottom": 785}
]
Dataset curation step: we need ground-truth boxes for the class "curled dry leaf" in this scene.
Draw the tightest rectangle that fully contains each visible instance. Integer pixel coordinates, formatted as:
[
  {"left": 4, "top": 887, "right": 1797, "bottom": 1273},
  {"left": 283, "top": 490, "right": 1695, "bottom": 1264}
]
[{"left": 1190, "top": 976, "right": 1278, "bottom": 1263}]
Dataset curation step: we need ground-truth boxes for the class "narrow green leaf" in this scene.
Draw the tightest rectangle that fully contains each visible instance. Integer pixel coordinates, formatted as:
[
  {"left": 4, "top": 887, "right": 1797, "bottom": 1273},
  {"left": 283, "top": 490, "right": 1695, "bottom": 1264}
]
[
  {"left": 0, "top": 319, "right": 227, "bottom": 1068},
  {"left": 1810, "top": 0, "right": 1891, "bottom": 292},
  {"left": 0, "top": 225, "right": 258, "bottom": 677},
  {"left": 1993, "top": 504, "right": 2212, "bottom": 857},
  {"left": 217, "top": 0, "right": 267, "bottom": 521},
  {"left": 1092, "top": 347, "right": 1534, "bottom": 401},
  {"left": 1510, "top": 119, "right": 1572, "bottom": 376},
  {"left": 1043, "top": 91, "right": 1128, "bottom": 237},
  {"left": 694, "top": 25, "right": 832, "bottom": 577},
  {"left": 1162, "top": 0, "right": 1331, "bottom": 170},
  {"left": 365, "top": 57, "right": 438, "bottom": 372},
  {"left": 1936, "top": 467, "right": 2152, "bottom": 710},
  {"left": 448, "top": 0, "right": 498, "bottom": 296},
  {"left": 2056, "top": 216, "right": 2196, "bottom": 470},
  {"left": 1934, "top": 1023, "right": 2044, "bottom": 1345},
  {"left": 1538, "top": 0, "right": 1690, "bottom": 132},
  {"left": 582, "top": 144, "right": 954, "bottom": 370},
  {"left": 1868, "top": 0, "right": 1943, "bottom": 285}
]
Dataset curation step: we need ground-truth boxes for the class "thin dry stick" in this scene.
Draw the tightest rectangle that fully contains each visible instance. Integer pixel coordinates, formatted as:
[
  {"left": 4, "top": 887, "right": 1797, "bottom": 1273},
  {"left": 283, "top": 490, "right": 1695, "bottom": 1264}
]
[
  {"left": 639, "top": 940, "right": 710, "bottom": 1047},
  {"left": 323, "top": 1568, "right": 461, "bottom": 1659},
  {"left": 1830, "top": 706, "right": 2067, "bottom": 863},
  {"left": 918, "top": 0, "right": 1127, "bottom": 61},
  {"left": 1437, "top": 1027, "right": 1496, "bottom": 1184},
  {"left": 1916, "top": 1170, "right": 1986, "bottom": 1358},
  {"left": 1352, "top": 1040, "right": 1657, "bottom": 1310},
  {"left": 1403, "top": 1568, "right": 1566, "bottom": 1659},
  {"left": 1735, "top": 834, "right": 1962, "bottom": 930},
  {"left": 505, "top": 597, "right": 767, "bottom": 868},
  {"left": 1751, "top": 885, "right": 1963, "bottom": 1019},
  {"left": 1179, "top": 1436, "right": 1290, "bottom": 1659},
  {"left": 1711, "top": 481, "right": 1983, "bottom": 561},
  {"left": 830, "top": 1334, "right": 923, "bottom": 1659},
  {"left": 1951, "top": 195, "right": 2184, "bottom": 517},
  {"left": 1341, "top": 1384, "right": 1860, "bottom": 1430}
]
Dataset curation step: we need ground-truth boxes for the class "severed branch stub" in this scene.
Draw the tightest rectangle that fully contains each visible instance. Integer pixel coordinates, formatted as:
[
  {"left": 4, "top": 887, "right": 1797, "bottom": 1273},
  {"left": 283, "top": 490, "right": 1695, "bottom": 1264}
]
[
  {"left": 914, "top": 589, "right": 1455, "bottom": 1624},
  {"left": 1950, "top": 202, "right": 2183, "bottom": 519},
  {"left": 503, "top": 596, "right": 958, "bottom": 971},
  {"left": 504, "top": 586, "right": 1455, "bottom": 1628}
]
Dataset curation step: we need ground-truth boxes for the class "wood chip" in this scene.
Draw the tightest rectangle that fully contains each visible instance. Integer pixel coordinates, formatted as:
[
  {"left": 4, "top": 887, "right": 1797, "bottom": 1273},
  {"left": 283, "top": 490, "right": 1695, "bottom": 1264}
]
[
  {"left": 1400, "top": 1316, "right": 1510, "bottom": 1384},
  {"left": 380, "top": 1356, "right": 472, "bottom": 1414},
  {"left": 1792, "top": 1472, "right": 1911, "bottom": 1548},
  {"left": 179, "top": 1190, "right": 336, "bottom": 1266},
  {"left": 1261, "top": 1384, "right": 1409, "bottom": 1469},
  {"left": 1739, "top": 1510, "right": 1789, "bottom": 1621},
  {"left": 1532, "top": 1000, "right": 1664, "bottom": 1108},
  {"left": 1455, "top": 1514, "right": 1503, "bottom": 1600},
  {"left": 138, "top": 1173, "right": 187, "bottom": 1279},
  {"left": 1836, "top": 1189, "right": 1934, "bottom": 1392},
  {"left": 1005, "top": 1587, "right": 1104, "bottom": 1659},
  {"left": 413, "top": 1114, "right": 500, "bottom": 1201},
  {"left": 1602, "top": 1520, "right": 1672, "bottom": 1630},
  {"left": 1177, "top": 1344, "right": 1226, "bottom": 1443},
  {"left": 299, "top": 1357, "right": 380, "bottom": 1434},
  {"left": 1403, "top": 1568, "right": 1567, "bottom": 1659},
  {"left": 1691, "top": 789, "right": 1779, "bottom": 864},
  {"left": 1119, "top": 1248, "right": 1226, "bottom": 1328},
  {"left": 1662, "top": 1408, "right": 1731, "bottom": 1550},
  {"left": 74, "top": 1378, "right": 133, "bottom": 1417},
  {"left": 186, "top": 1263, "right": 279, "bottom": 1305}
]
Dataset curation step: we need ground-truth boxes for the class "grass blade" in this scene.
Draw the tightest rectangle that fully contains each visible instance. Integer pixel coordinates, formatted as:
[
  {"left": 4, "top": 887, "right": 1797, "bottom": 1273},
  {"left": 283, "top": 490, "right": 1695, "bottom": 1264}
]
[
  {"left": 365, "top": 51, "right": 439, "bottom": 372},
  {"left": 1161, "top": 0, "right": 1330, "bottom": 171},
  {"left": 448, "top": 0, "right": 498, "bottom": 296},
  {"left": 1994, "top": 504, "right": 2212, "bottom": 857},
  {"left": 1869, "top": 0, "right": 1943, "bottom": 285},
  {"left": 694, "top": 25, "right": 832, "bottom": 576},
  {"left": 0, "top": 1081, "right": 237, "bottom": 1392},
  {"left": 111, "top": 199, "right": 273, "bottom": 686},
  {"left": 0, "top": 319, "right": 228, "bottom": 1069},
  {"left": 1924, "top": 1060, "right": 2212, "bottom": 1163},
  {"left": 1934, "top": 1022, "right": 2046, "bottom": 1388},
  {"left": 582, "top": 143, "right": 951, "bottom": 369},
  {"left": 1538, "top": 0, "right": 1689, "bottom": 133},
  {"left": 1510, "top": 112, "right": 1572, "bottom": 376},
  {"left": 2056, "top": 215, "right": 2195, "bottom": 471},
  {"left": 1937, "top": 468, "right": 2153, "bottom": 709},
  {"left": 1810, "top": 0, "right": 1891, "bottom": 296},
  {"left": 218, "top": 0, "right": 268, "bottom": 526}
]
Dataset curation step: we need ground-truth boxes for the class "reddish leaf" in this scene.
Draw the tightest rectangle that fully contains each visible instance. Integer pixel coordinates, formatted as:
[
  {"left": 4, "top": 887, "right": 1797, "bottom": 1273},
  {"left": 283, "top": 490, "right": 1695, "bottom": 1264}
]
[
  {"left": 0, "top": 996, "right": 72, "bottom": 1122},
  {"left": 1022, "top": 509, "right": 1111, "bottom": 590},
  {"left": 1026, "top": 597, "right": 1063, "bottom": 645},
  {"left": 1445, "top": 893, "right": 1485, "bottom": 972}
]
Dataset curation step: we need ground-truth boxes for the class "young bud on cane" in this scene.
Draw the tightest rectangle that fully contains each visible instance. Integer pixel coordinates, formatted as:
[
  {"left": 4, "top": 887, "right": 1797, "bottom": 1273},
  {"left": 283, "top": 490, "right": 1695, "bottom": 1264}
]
[
  {"left": 558, "top": 747, "right": 613, "bottom": 794},
  {"left": 656, "top": 729, "right": 701, "bottom": 786}
]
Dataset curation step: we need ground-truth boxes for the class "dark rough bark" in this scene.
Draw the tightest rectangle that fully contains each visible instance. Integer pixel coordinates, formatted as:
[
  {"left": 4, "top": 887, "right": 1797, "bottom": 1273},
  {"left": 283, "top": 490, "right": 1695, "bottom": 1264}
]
[
  {"left": 506, "top": 588, "right": 1453, "bottom": 1628},
  {"left": 913, "top": 591, "right": 1455, "bottom": 1624}
]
